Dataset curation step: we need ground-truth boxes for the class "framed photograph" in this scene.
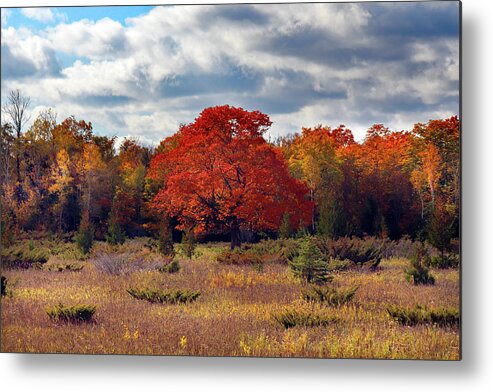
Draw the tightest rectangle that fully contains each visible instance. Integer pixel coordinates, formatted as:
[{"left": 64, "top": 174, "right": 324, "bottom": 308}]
[{"left": 0, "top": 1, "right": 461, "bottom": 360}]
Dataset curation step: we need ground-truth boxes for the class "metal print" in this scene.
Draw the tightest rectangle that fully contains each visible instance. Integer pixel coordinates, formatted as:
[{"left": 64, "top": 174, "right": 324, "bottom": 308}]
[{"left": 0, "top": 1, "right": 461, "bottom": 359}]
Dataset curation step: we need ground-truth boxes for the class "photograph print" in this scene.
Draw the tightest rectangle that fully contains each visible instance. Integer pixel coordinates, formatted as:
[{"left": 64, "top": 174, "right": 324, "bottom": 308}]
[{"left": 0, "top": 1, "right": 461, "bottom": 359}]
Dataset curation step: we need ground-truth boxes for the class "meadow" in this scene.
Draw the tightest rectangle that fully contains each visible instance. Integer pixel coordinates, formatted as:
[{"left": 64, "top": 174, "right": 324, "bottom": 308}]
[{"left": 0, "top": 238, "right": 460, "bottom": 359}]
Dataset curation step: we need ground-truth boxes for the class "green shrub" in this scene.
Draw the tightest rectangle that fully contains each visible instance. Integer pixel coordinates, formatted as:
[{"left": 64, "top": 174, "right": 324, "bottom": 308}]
[
  {"left": 279, "top": 212, "right": 293, "bottom": 239},
  {"left": 106, "top": 220, "right": 126, "bottom": 245},
  {"left": 127, "top": 288, "right": 200, "bottom": 304},
  {"left": 427, "top": 253, "right": 460, "bottom": 269},
  {"left": 217, "top": 250, "right": 261, "bottom": 265},
  {"left": 74, "top": 210, "right": 94, "bottom": 254},
  {"left": 387, "top": 304, "right": 459, "bottom": 327},
  {"left": 405, "top": 244, "right": 435, "bottom": 285},
  {"left": 158, "top": 259, "right": 180, "bottom": 273},
  {"left": 302, "top": 285, "right": 358, "bottom": 307},
  {"left": 326, "top": 258, "right": 352, "bottom": 273},
  {"left": 316, "top": 236, "right": 383, "bottom": 269},
  {"left": 44, "top": 263, "right": 84, "bottom": 272},
  {"left": 1, "top": 245, "right": 50, "bottom": 268},
  {"left": 272, "top": 308, "right": 337, "bottom": 329},
  {"left": 243, "top": 238, "right": 300, "bottom": 264},
  {"left": 179, "top": 230, "right": 196, "bottom": 259},
  {"left": 47, "top": 303, "right": 96, "bottom": 323},
  {"left": 289, "top": 238, "right": 331, "bottom": 285},
  {"left": 1, "top": 276, "right": 7, "bottom": 296}
]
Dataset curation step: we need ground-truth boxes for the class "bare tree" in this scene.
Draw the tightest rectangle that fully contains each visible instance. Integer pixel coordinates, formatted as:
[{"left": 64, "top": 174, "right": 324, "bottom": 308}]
[{"left": 2, "top": 89, "right": 31, "bottom": 185}]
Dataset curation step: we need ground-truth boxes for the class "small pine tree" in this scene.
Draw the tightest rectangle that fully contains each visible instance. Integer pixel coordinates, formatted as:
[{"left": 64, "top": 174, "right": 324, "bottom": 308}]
[
  {"left": 180, "top": 229, "right": 196, "bottom": 259},
  {"left": 289, "top": 237, "right": 331, "bottom": 285},
  {"left": 75, "top": 210, "right": 94, "bottom": 254},
  {"left": 405, "top": 243, "right": 435, "bottom": 285},
  {"left": 158, "top": 218, "right": 175, "bottom": 256},
  {"left": 427, "top": 205, "right": 456, "bottom": 267},
  {"left": 295, "top": 219, "right": 310, "bottom": 238},
  {"left": 279, "top": 212, "right": 292, "bottom": 239},
  {"left": 106, "top": 211, "right": 125, "bottom": 245}
]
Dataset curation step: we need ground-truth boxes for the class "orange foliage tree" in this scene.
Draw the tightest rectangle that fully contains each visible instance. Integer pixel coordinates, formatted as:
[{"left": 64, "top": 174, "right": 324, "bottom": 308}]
[{"left": 148, "top": 105, "right": 312, "bottom": 248}]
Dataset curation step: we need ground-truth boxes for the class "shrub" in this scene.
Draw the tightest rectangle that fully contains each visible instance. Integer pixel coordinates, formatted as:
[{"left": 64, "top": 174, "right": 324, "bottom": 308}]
[
  {"left": 1, "top": 276, "right": 7, "bottom": 296},
  {"left": 1, "top": 245, "right": 50, "bottom": 268},
  {"left": 158, "top": 259, "right": 180, "bottom": 273},
  {"left": 242, "top": 238, "right": 300, "bottom": 265},
  {"left": 387, "top": 304, "right": 459, "bottom": 327},
  {"left": 289, "top": 238, "right": 331, "bottom": 285},
  {"left": 217, "top": 250, "right": 262, "bottom": 266},
  {"left": 47, "top": 303, "right": 96, "bottom": 323},
  {"left": 405, "top": 244, "right": 435, "bottom": 285},
  {"left": 179, "top": 229, "right": 196, "bottom": 259},
  {"left": 44, "top": 263, "right": 84, "bottom": 272},
  {"left": 302, "top": 285, "right": 358, "bottom": 307},
  {"left": 74, "top": 210, "right": 94, "bottom": 254},
  {"left": 272, "top": 308, "right": 337, "bottom": 329},
  {"left": 127, "top": 288, "right": 200, "bottom": 304},
  {"left": 279, "top": 212, "right": 293, "bottom": 239},
  {"left": 326, "top": 258, "right": 352, "bottom": 273},
  {"left": 427, "top": 253, "right": 460, "bottom": 269},
  {"left": 106, "top": 219, "right": 126, "bottom": 245},
  {"left": 316, "top": 236, "right": 383, "bottom": 268}
]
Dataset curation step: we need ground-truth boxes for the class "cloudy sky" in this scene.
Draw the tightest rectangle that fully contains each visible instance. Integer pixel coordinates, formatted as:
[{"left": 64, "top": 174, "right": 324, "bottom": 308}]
[{"left": 1, "top": 1, "right": 460, "bottom": 144}]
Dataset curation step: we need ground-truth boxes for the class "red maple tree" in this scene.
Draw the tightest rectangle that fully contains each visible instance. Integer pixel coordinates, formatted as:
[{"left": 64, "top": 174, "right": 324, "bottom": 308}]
[{"left": 148, "top": 105, "right": 312, "bottom": 248}]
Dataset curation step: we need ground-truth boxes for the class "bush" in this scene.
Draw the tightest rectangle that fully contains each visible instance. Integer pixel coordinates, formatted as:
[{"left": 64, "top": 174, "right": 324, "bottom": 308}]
[
  {"left": 1, "top": 276, "right": 7, "bottom": 296},
  {"left": 272, "top": 307, "right": 337, "bottom": 329},
  {"left": 279, "top": 212, "right": 293, "bottom": 239},
  {"left": 1, "top": 245, "right": 50, "bottom": 268},
  {"left": 127, "top": 288, "right": 200, "bottom": 304},
  {"left": 75, "top": 210, "right": 94, "bottom": 254},
  {"left": 302, "top": 285, "right": 358, "bottom": 307},
  {"left": 405, "top": 244, "right": 435, "bottom": 285},
  {"left": 217, "top": 250, "right": 262, "bottom": 266},
  {"left": 179, "top": 230, "right": 196, "bottom": 259},
  {"left": 44, "top": 263, "right": 84, "bottom": 272},
  {"left": 326, "top": 258, "right": 352, "bottom": 273},
  {"left": 158, "top": 259, "right": 180, "bottom": 273},
  {"left": 427, "top": 253, "right": 460, "bottom": 269},
  {"left": 289, "top": 238, "right": 331, "bottom": 285},
  {"left": 47, "top": 303, "right": 96, "bottom": 323},
  {"left": 247, "top": 238, "right": 300, "bottom": 264},
  {"left": 316, "top": 236, "right": 383, "bottom": 268},
  {"left": 106, "top": 219, "right": 126, "bottom": 245},
  {"left": 387, "top": 304, "right": 459, "bottom": 327}
]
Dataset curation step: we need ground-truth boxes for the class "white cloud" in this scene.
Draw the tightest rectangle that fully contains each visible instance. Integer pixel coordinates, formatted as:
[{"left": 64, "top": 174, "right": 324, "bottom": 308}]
[
  {"left": 21, "top": 8, "right": 55, "bottom": 23},
  {"left": 1, "top": 3, "right": 460, "bottom": 143}
]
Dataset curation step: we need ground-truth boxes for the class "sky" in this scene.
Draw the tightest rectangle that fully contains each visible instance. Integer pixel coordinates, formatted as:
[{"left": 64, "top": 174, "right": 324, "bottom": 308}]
[{"left": 0, "top": 2, "right": 460, "bottom": 145}]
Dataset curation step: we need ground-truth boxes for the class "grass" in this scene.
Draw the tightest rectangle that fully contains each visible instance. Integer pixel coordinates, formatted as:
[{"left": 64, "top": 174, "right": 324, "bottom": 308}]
[{"left": 0, "top": 238, "right": 460, "bottom": 359}]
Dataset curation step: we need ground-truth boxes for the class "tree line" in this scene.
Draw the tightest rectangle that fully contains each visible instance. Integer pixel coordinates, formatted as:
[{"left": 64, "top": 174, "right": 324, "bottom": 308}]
[{"left": 0, "top": 91, "right": 460, "bottom": 251}]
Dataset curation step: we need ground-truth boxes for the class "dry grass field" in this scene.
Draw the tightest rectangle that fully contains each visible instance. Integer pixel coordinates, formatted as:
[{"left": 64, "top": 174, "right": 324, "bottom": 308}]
[{"left": 0, "top": 239, "right": 459, "bottom": 359}]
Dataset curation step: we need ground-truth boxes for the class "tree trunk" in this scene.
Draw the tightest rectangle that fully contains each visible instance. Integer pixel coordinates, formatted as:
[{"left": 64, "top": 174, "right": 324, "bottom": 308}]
[{"left": 230, "top": 224, "right": 241, "bottom": 250}]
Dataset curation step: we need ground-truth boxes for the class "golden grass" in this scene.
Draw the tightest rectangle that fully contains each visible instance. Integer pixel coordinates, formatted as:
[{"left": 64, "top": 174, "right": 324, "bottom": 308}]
[{"left": 0, "top": 240, "right": 459, "bottom": 359}]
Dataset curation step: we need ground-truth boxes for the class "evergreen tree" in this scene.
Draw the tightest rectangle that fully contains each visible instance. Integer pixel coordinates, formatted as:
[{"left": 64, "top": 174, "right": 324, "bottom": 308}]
[
  {"left": 75, "top": 209, "right": 94, "bottom": 254},
  {"left": 279, "top": 212, "right": 292, "bottom": 239},
  {"left": 289, "top": 237, "right": 331, "bottom": 284},
  {"left": 180, "top": 228, "right": 196, "bottom": 259}
]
